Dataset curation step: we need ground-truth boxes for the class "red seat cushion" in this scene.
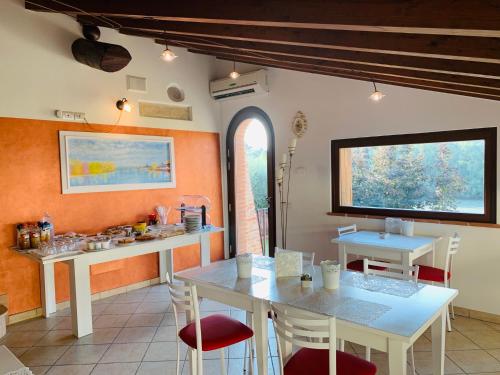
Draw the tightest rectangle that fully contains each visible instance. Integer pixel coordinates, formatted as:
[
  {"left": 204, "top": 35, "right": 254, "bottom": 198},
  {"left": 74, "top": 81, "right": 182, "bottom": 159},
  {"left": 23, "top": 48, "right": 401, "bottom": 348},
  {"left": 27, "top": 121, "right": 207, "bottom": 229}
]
[
  {"left": 347, "top": 259, "right": 387, "bottom": 272},
  {"left": 284, "top": 348, "right": 377, "bottom": 375},
  {"left": 179, "top": 314, "right": 253, "bottom": 351},
  {"left": 418, "top": 265, "right": 450, "bottom": 283}
]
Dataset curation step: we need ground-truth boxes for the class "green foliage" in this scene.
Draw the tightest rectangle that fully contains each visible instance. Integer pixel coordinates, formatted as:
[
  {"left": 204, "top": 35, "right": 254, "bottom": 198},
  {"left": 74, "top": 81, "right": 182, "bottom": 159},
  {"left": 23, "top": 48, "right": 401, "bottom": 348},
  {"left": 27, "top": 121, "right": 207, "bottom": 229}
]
[
  {"left": 246, "top": 146, "right": 268, "bottom": 209},
  {"left": 351, "top": 140, "right": 482, "bottom": 212}
]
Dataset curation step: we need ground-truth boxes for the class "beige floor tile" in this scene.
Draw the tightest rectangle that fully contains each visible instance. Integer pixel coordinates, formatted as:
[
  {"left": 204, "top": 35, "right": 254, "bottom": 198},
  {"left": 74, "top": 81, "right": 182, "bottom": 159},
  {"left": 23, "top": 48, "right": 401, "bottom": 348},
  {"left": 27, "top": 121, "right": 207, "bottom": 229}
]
[
  {"left": 9, "top": 317, "right": 61, "bottom": 332},
  {"left": 461, "top": 330, "right": 500, "bottom": 349},
  {"left": 137, "top": 360, "right": 181, "bottom": 375},
  {"left": 90, "top": 362, "right": 140, "bottom": 375},
  {"left": 52, "top": 317, "right": 73, "bottom": 330},
  {"left": 102, "top": 303, "right": 140, "bottom": 315},
  {"left": 488, "top": 349, "right": 500, "bottom": 361},
  {"left": 446, "top": 349, "right": 500, "bottom": 373},
  {"left": 412, "top": 352, "right": 464, "bottom": 374},
  {"left": 46, "top": 364, "right": 94, "bottom": 375},
  {"left": 200, "top": 300, "right": 232, "bottom": 312},
  {"left": 181, "top": 359, "right": 227, "bottom": 375},
  {"left": 91, "top": 304, "right": 108, "bottom": 315},
  {"left": 54, "top": 308, "right": 72, "bottom": 317},
  {"left": 1, "top": 331, "right": 47, "bottom": 347},
  {"left": 153, "top": 325, "right": 178, "bottom": 342},
  {"left": 20, "top": 346, "right": 70, "bottom": 366},
  {"left": 143, "top": 293, "right": 171, "bottom": 302},
  {"left": 93, "top": 314, "right": 130, "bottom": 328},
  {"left": 367, "top": 353, "right": 414, "bottom": 375},
  {"left": 114, "top": 326, "right": 157, "bottom": 343},
  {"left": 35, "top": 330, "right": 77, "bottom": 346},
  {"left": 99, "top": 343, "right": 149, "bottom": 363},
  {"left": 92, "top": 296, "right": 118, "bottom": 305},
  {"left": 9, "top": 347, "right": 29, "bottom": 357},
  {"left": 30, "top": 366, "right": 51, "bottom": 375},
  {"left": 74, "top": 328, "right": 121, "bottom": 345},
  {"left": 161, "top": 312, "right": 186, "bottom": 326},
  {"left": 452, "top": 316, "right": 497, "bottom": 332},
  {"left": 113, "top": 293, "right": 146, "bottom": 304},
  {"left": 136, "top": 301, "right": 170, "bottom": 314},
  {"left": 56, "top": 344, "right": 109, "bottom": 365},
  {"left": 143, "top": 341, "right": 187, "bottom": 361},
  {"left": 126, "top": 313, "right": 164, "bottom": 327},
  {"left": 445, "top": 331, "right": 481, "bottom": 351},
  {"left": 412, "top": 335, "right": 433, "bottom": 352}
]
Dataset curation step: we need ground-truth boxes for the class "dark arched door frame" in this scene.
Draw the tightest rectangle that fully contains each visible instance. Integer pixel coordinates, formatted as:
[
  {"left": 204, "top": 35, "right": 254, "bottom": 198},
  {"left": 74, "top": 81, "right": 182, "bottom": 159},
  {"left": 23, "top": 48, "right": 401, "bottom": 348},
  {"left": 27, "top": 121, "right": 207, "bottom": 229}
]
[{"left": 226, "top": 106, "right": 276, "bottom": 258}]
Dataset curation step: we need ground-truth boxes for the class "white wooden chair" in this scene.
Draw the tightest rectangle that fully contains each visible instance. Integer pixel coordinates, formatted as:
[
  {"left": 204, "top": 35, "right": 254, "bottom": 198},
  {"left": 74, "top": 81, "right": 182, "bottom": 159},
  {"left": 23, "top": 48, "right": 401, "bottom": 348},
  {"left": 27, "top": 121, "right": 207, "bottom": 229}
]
[
  {"left": 363, "top": 259, "right": 419, "bottom": 375},
  {"left": 417, "top": 234, "right": 461, "bottom": 331},
  {"left": 270, "top": 302, "right": 377, "bottom": 375},
  {"left": 166, "top": 273, "right": 254, "bottom": 375},
  {"left": 337, "top": 225, "right": 387, "bottom": 273}
]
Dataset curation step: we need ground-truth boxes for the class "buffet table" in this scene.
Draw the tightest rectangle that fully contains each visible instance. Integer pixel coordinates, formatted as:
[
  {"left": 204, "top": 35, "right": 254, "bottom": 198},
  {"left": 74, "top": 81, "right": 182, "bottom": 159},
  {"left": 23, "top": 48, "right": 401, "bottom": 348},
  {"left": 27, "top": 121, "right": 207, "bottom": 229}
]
[{"left": 16, "top": 226, "right": 223, "bottom": 337}]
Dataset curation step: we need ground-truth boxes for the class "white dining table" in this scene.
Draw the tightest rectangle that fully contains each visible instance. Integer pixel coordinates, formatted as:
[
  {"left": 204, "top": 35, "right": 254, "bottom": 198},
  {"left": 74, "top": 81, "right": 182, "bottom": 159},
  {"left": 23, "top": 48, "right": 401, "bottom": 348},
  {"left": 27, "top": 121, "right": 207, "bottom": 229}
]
[
  {"left": 176, "top": 256, "right": 457, "bottom": 375},
  {"left": 331, "top": 230, "right": 441, "bottom": 274}
]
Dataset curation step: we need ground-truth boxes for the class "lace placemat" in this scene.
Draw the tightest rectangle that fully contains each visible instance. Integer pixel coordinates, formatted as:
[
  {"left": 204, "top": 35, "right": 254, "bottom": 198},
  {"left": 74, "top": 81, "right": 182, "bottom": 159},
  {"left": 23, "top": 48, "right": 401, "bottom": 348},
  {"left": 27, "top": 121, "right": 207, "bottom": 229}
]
[
  {"left": 342, "top": 272, "right": 424, "bottom": 298},
  {"left": 290, "top": 291, "right": 391, "bottom": 325}
]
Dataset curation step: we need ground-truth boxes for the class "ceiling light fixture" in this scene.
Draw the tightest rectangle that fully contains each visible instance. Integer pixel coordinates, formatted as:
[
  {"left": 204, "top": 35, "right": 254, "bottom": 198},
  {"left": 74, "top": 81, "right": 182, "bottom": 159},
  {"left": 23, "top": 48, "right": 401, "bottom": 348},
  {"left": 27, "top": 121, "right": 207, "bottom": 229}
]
[
  {"left": 161, "top": 44, "right": 177, "bottom": 62},
  {"left": 369, "top": 81, "right": 385, "bottom": 102},
  {"left": 116, "top": 98, "right": 131, "bottom": 112},
  {"left": 229, "top": 60, "right": 240, "bottom": 79}
]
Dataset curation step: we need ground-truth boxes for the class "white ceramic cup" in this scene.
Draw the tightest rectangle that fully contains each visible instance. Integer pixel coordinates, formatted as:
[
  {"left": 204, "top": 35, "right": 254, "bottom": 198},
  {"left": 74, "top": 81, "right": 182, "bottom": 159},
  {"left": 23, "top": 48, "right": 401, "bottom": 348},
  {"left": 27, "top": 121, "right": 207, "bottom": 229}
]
[
  {"left": 236, "top": 254, "right": 253, "bottom": 279},
  {"left": 320, "top": 260, "right": 341, "bottom": 289}
]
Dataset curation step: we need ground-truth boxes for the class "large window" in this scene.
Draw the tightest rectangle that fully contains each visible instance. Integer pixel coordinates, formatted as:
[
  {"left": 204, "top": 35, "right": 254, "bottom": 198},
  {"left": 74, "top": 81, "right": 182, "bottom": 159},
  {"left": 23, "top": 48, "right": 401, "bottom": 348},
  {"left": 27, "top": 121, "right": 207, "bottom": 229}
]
[{"left": 331, "top": 128, "right": 497, "bottom": 223}]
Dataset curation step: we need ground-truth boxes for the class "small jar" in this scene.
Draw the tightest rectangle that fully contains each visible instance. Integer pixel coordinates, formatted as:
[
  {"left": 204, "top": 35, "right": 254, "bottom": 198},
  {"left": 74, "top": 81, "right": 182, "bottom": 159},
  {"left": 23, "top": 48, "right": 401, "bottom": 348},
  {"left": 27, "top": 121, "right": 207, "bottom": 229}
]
[{"left": 30, "top": 231, "right": 41, "bottom": 249}]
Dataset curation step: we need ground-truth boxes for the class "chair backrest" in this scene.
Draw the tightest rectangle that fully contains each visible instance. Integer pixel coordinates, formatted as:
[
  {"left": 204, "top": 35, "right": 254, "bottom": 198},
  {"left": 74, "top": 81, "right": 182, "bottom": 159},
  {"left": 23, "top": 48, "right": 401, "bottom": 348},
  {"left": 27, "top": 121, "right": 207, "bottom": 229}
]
[
  {"left": 445, "top": 234, "right": 461, "bottom": 281},
  {"left": 363, "top": 259, "right": 419, "bottom": 282},
  {"left": 165, "top": 273, "right": 203, "bottom": 355},
  {"left": 337, "top": 224, "right": 357, "bottom": 236},
  {"left": 271, "top": 302, "right": 337, "bottom": 375}
]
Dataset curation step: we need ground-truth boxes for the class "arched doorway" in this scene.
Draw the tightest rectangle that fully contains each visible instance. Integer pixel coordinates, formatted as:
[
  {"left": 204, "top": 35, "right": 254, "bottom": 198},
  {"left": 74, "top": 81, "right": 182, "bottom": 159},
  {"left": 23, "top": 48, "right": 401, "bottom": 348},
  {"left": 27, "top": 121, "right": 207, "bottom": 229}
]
[{"left": 227, "top": 107, "right": 276, "bottom": 258}]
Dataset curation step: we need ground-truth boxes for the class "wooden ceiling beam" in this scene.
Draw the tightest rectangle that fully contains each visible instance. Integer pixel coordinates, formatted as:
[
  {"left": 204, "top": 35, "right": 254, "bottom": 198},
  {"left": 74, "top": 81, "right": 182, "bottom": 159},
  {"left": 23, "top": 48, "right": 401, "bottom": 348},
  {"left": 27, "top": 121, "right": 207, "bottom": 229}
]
[
  {"left": 189, "top": 50, "right": 500, "bottom": 100},
  {"left": 150, "top": 35, "right": 500, "bottom": 79},
  {"left": 158, "top": 40, "right": 500, "bottom": 89},
  {"left": 26, "top": 0, "right": 500, "bottom": 37},
  {"left": 79, "top": 18, "right": 500, "bottom": 62}
]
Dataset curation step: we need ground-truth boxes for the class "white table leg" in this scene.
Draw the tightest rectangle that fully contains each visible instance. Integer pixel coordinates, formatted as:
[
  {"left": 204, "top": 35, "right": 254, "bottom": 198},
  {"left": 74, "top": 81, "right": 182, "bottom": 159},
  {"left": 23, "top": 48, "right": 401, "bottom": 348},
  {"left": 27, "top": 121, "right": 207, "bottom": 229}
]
[
  {"left": 68, "top": 258, "right": 92, "bottom": 338},
  {"left": 340, "top": 245, "right": 347, "bottom": 270},
  {"left": 200, "top": 233, "right": 211, "bottom": 267},
  {"left": 388, "top": 339, "right": 407, "bottom": 375},
  {"left": 253, "top": 299, "right": 268, "bottom": 375},
  {"left": 159, "top": 249, "right": 173, "bottom": 283},
  {"left": 431, "top": 308, "right": 446, "bottom": 375},
  {"left": 40, "top": 263, "right": 56, "bottom": 317},
  {"left": 402, "top": 253, "right": 411, "bottom": 276}
]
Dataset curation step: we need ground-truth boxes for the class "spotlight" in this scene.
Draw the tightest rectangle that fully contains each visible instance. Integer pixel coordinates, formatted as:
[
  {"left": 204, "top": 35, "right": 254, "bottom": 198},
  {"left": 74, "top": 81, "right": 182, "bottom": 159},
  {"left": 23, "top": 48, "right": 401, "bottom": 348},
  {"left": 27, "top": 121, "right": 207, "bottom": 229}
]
[
  {"left": 229, "top": 60, "right": 240, "bottom": 79},
  {"left": 161, "top": 46, "right": 177, "bottom": 62},
  {"left": 369, "top": 81, "right": 385, "bottom": 102}
]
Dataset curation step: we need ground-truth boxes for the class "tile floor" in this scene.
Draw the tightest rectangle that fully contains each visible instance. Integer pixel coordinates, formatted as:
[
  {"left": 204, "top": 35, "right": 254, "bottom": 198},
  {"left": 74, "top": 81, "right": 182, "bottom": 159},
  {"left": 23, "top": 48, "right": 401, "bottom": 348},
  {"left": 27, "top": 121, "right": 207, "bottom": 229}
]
[{"left": 2, "top": 284, "right": 500, "bottom": 375}]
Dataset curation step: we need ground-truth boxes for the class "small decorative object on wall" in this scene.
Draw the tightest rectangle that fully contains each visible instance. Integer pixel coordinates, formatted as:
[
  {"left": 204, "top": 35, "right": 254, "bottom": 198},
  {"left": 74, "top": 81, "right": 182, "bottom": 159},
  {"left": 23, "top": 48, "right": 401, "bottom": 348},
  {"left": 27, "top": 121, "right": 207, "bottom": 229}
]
[
  {"left": 59, "top": 131, "right": 175, "bottom": 194},
  {"left": 291, "top": 111, "right": 308, "bottom": 138}
]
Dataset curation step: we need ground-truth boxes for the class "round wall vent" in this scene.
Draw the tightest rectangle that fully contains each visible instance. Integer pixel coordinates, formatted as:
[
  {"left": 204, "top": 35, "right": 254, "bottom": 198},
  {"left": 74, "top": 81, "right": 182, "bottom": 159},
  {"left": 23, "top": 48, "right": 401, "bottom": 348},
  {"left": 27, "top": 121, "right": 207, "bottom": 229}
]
[{"left": 167, "top": 84, "right": 185, "bottom": 102}]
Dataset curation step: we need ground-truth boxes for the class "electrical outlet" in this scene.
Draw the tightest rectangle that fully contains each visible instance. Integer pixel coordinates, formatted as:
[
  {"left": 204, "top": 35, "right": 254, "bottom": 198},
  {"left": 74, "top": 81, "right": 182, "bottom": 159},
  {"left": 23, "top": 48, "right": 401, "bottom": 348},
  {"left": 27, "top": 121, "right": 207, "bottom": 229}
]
[
  {"left": 55, "top": 110, "right": 86, "bottom": 121},
  {"left": 62, "top": 111, "right": 74, "bottom": 120},
  {"left": 73, "top": 112, "right": 86, "bottom": 121}
]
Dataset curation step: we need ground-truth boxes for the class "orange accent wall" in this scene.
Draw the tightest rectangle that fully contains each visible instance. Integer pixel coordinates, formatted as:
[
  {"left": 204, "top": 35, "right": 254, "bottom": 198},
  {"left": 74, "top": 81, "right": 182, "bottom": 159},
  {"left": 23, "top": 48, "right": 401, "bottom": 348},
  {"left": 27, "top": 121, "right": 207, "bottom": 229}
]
[{"left": 0, "top": 117, "right": 224, "bottom": 315}]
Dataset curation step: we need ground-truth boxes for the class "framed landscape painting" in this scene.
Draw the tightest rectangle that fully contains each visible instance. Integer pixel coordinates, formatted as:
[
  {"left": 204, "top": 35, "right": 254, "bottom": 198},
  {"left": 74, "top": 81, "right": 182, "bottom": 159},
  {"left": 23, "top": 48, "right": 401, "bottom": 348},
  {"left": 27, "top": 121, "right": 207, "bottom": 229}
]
[{"left": 59, "top": 131, "right": 176, "bottom": 194}]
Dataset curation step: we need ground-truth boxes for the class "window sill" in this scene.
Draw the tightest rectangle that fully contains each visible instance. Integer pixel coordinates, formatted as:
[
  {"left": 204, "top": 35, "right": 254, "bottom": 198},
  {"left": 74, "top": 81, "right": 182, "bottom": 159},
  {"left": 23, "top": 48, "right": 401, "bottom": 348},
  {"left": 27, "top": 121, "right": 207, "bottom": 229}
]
[{"left": 326, "top": 212, "right": 500, "bottom": 229}]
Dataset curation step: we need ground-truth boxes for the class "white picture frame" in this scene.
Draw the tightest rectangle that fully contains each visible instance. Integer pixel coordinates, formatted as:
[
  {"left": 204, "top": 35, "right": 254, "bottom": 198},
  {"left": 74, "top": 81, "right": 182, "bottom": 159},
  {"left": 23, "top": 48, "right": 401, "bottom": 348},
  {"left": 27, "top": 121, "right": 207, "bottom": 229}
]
[{"left": 59, "top": 131, "right": 176, "bottom": 194}]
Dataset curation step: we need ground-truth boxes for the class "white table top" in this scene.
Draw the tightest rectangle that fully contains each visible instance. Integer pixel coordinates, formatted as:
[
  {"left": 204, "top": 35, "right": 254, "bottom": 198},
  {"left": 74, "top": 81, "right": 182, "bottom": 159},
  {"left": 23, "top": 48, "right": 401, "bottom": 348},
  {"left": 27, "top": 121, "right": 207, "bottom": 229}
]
[
  {"left": 331, "top": 230, "right": 439, "bottom": 252},
  {"left": 14, "top": 226, "right": 224, "bottom": 265},
  {"left": 176, "top": 256, "right": 457, "bottom": 340}
]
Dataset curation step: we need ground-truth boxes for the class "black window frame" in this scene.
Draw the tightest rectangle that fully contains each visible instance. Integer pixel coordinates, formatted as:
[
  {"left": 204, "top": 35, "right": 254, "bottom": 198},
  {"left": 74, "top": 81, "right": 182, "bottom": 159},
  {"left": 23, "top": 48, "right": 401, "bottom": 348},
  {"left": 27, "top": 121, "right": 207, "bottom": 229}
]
[{"left": 331, "top": 127, "right": 497, "bottom": 223}]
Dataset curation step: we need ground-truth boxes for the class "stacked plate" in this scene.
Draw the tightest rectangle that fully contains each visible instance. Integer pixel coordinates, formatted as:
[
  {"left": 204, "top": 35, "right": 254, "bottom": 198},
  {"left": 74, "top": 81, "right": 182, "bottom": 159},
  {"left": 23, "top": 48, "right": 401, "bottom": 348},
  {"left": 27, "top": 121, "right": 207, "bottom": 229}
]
[{"left": 185, "top": 215, "right": 202, "bottom": 233}]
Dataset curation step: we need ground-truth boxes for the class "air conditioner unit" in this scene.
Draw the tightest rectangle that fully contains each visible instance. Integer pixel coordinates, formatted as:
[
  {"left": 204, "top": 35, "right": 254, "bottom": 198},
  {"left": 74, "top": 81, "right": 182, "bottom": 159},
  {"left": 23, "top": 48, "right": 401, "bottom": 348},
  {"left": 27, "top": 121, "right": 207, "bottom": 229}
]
[{"left": 210, "top": 69, "right": 268, "bottom": 101}]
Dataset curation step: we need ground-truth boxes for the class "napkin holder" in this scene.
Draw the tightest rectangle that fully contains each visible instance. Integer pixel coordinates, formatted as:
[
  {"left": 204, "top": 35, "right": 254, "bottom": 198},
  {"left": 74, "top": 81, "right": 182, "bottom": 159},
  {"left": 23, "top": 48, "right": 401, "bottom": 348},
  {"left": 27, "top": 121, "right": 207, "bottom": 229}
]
[{"left": 275, "top": 248, "right": 303, "bottom": 278}]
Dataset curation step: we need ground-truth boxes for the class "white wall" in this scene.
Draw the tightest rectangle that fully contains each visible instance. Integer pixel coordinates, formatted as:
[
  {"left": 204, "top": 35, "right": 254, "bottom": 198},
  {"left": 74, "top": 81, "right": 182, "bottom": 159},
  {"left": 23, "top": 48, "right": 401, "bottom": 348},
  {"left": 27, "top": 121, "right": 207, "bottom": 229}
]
[
  {"left": 216, "top": 60, "right": 500, "bottom": 315},
  {"left": 0, "top": 0, "right": 219, "bottom": 132}
]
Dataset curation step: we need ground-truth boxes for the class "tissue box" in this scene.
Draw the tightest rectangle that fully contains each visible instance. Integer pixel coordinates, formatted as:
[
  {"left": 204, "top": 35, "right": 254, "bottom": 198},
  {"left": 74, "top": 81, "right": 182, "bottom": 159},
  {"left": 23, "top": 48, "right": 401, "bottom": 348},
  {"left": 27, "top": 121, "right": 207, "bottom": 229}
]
[{"left": 275, "top": 248, "right": 303, "bottom": 277}]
